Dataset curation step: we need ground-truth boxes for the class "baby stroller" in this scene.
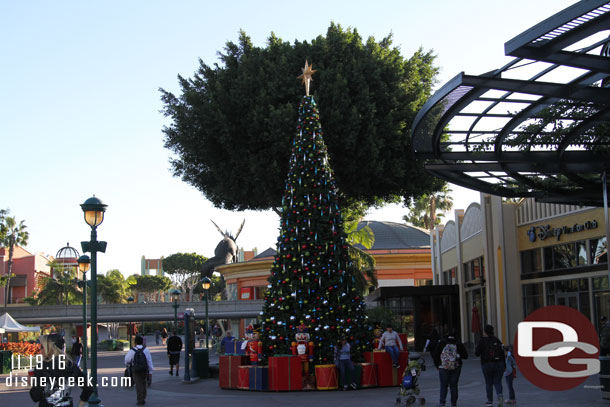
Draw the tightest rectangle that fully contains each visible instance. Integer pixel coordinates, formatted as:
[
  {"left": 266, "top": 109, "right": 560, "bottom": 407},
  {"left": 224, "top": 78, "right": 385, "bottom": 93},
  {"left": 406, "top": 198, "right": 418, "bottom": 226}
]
[{"left": 395, "top": 352, "right": 426, "bottom": 406}]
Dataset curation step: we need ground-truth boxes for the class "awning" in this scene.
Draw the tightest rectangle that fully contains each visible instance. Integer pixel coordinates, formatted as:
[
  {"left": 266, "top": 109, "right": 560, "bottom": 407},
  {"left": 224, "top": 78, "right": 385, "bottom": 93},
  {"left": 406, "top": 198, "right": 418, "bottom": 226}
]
[
  {"left": 411, "top": 1, "right": 610, "bottom": 206},
  {"left": 0, "top": 312, "right": 40, "bottom": 333}
]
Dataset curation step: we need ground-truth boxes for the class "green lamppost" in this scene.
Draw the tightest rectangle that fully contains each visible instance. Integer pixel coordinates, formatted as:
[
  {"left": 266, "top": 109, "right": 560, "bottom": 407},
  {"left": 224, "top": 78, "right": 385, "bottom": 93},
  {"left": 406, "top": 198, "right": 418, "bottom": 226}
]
[
  {"left": 77, "top": 255, "right": 90, "bottom": 375},
  {"left": 201, "top": 277, "right": 212, "bottom": 349},
  {"left": 170, "top": 288, "right": 181, "bottom": 331},
  {"left": 80, "top": 196, "right": 107, "bottom": 407},
  {"left": 127, "top": 296, "right": 134, "bottom": 347}
]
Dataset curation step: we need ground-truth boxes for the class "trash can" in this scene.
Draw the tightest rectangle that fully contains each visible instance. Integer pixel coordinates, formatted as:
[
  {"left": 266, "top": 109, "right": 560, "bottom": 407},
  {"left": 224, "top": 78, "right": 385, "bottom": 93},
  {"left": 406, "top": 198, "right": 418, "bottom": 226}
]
[
  {"left": 192, "top": 348, "right": 209, "bottom": 379},
  {"left": 0, "top": 350, "right": 12, "bottom": 374},
  {"left": 600, "top": 356, "right": 610, "bottom": 399}
]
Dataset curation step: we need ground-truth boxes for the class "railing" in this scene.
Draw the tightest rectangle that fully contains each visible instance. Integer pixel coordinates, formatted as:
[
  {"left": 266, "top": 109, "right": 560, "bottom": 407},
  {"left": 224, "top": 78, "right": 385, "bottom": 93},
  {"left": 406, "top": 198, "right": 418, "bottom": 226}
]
[{"left": 6, "top": 300, "right": 265, "bottom": 324}]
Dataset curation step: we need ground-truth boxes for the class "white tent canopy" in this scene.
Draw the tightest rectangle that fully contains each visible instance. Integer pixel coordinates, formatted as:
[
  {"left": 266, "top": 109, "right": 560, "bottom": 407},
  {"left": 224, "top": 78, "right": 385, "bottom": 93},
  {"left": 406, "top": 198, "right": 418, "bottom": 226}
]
[{"left": 0, "top": 312, "right": 40, "bottom": 333}]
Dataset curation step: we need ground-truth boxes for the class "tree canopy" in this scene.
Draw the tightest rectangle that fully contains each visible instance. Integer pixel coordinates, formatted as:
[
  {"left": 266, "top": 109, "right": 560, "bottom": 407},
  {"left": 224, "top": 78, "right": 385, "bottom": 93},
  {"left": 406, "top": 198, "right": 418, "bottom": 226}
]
[
  {"left": 97, "top": 269, "right": 129, "bottom": 304},
  {"left": 130, "top": 274, "right": 172, "bottom": 302},
  {"left": 163, "top": 252, "right": 207, "bottom": 300},
  {"left": 160, "top": 24, "right": 444, "bottom": 211}
]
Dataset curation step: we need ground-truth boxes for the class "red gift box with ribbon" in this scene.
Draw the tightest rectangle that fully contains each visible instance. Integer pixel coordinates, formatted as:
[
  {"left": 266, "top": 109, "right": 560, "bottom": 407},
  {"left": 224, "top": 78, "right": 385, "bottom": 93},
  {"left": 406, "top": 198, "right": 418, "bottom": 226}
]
[
  {"left": 268, "top": 355, "right": 303, "bottom": 391},
  {"left": 365, "top": 351, "right": 409, "bottom": 387},
  {"left": 219, "top": 355, "right": 248, "bottom": 389}
]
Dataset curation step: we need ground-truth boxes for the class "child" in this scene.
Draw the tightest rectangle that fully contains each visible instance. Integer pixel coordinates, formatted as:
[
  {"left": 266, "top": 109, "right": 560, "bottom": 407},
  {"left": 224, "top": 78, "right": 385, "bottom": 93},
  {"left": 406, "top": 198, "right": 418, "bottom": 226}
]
[
  {"left": 503, "top": 345, "right": 517, "bottom": 405},
  {"left": 335, "top": 337, "right": 357, "bottom": 390}
]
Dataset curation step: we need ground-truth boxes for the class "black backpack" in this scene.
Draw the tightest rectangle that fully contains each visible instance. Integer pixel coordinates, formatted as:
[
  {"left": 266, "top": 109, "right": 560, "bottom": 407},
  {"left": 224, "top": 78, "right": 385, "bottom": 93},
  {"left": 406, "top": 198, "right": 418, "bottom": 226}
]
[
  {"left": 487, "top": 337, "right": 504, "bottom": 361},
  {"left": 132, "top": 347, "right": 148, "bottom": 373}
]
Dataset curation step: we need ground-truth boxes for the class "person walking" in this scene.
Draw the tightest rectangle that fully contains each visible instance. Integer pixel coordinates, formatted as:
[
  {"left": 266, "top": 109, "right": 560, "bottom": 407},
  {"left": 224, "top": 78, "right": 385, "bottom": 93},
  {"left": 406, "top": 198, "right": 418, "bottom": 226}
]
[
  {"left": 70, "top": 336, "right": 83, "bottom": 368},
  {"left": 125, "top": 335, "right": 154, "bottom": 406},
  {"left": 424, "top": 327, "right": 440, "bottom": 354},
  {"left": 476, "top": 324, "right": 505, "bottom": 407},
  {"left": 335, "top": 337, "right": 358, "bottom": 390},
  {"left": 503, "top": 345, "right": 517, "bottom": 405},
  {"left": 154, "top": 329, "right": 161, "bottom": 346},
  {"left": 29, "top": 333, "right": 92, "bottom": 407},
  {"left": 167, "top": 330, "right": 183, "bottom": 376},
  {"left": 161, "top": 327, "right": 168, "bottom": 346},
  {"left": 432, "top": 329, "right": 468, "bottom": 407},
  {"left": 378, "top": 325, "right": 404, "bottom": 368}
]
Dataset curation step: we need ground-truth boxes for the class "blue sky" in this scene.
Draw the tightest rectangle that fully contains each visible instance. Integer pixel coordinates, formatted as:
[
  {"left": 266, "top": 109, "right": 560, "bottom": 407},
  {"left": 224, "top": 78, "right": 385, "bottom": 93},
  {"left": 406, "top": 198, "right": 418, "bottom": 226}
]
[{"left": 0, "top": 0, "right": 578, "bottom": 276}]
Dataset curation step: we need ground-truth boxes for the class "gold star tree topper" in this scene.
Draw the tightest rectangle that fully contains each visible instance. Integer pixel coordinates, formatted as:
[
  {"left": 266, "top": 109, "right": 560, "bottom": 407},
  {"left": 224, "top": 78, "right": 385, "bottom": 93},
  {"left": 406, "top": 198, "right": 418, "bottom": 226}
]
[{"left": 297, "top": 60, "right": 317, "bottom": 96}]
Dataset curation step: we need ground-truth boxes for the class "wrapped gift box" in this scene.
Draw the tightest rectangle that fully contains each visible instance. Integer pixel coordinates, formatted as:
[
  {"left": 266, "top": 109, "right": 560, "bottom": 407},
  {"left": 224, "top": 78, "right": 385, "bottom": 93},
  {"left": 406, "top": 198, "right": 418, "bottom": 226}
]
[
  {"left": 315, "top": 364, "right": 338, "bottom": 390},
  {"left": 358, "top": 362, "right": 377, "bottom": 388},
  {"left": 237, "top": 365, "right": 252, "bottom": 389},
  {"left": 249, "top": 365, "right": 269, "bottom": 391},
  {"left": 268, "top": 355, "right": 303, "bottom": 391},
  {"left": 365, "top": 351, "right": 410, "bottom": 387},
  {"left": 219, "top": 355, "right": 248, "bottom": 389},
  {"left": 337, "top": 362, "right": 362, "bottom": 389},
  {"left": 224, "top": 340, "right": 246, "bottom": 355}
]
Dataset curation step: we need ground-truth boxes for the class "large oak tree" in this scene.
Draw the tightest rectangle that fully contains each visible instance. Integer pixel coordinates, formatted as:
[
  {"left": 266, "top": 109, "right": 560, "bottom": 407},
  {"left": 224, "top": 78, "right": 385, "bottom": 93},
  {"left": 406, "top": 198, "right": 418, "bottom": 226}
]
[{"left": 160, "top": 24, "right": 444, "bottom": 211}]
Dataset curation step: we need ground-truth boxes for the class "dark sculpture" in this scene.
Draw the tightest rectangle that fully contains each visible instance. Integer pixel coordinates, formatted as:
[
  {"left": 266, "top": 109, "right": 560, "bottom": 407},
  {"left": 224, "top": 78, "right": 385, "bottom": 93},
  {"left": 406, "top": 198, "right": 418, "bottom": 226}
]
[{"left": 200, "top": 219, "right": 245, "bottom": 278}]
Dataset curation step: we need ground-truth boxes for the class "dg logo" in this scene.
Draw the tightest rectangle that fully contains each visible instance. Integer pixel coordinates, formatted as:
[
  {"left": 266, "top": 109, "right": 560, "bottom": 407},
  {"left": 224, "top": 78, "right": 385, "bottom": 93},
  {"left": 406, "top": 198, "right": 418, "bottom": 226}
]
[{"left": 515, "top": 305, "right": 600, "bottom": 391}]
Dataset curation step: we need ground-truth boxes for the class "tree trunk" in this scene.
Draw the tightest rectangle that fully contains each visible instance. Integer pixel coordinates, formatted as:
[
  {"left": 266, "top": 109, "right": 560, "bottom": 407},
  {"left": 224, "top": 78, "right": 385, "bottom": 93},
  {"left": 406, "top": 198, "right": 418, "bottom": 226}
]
[
  {"left": 429, "top": 195, "right": 437, "bottom": 232},
  {"left": 4, "top": 237, "right": 15, "bottom": 307}
]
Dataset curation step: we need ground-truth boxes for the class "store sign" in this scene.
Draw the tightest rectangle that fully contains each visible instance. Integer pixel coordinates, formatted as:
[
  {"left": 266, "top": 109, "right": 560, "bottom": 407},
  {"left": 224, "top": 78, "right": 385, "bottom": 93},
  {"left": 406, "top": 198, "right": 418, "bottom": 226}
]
[{"left": 526, "top": 220, "right": 598, "bottom": 242}]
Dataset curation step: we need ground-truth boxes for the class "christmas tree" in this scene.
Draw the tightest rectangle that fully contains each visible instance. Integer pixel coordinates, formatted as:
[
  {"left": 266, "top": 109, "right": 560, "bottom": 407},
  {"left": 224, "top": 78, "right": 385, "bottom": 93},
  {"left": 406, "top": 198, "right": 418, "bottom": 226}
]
[{"left": 261, "top": 62, "right": 372, "bottom": 364}]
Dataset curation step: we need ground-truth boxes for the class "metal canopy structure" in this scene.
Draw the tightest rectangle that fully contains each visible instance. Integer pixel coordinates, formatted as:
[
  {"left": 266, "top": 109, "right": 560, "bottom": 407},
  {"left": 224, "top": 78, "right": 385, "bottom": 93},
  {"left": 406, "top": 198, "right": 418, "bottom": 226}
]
[{"left": 411, "top": 0, "right": 610, "bottom": 206}]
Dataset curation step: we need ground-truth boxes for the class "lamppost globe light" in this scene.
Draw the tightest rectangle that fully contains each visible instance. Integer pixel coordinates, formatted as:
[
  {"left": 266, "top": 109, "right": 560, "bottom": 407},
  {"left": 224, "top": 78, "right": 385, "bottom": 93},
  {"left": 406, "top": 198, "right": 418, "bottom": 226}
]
[
  {"left": 201, "top": 277, "right": 212, "bottom": 291},
  {"left": 170, "top": 288, "right": 181, "bottom": 300},
  {"left": 78, "top": 255, "right": 90, "bottom": 273},
  {"left": 80, "top": 196, "right": 107, "bottom": 228}
]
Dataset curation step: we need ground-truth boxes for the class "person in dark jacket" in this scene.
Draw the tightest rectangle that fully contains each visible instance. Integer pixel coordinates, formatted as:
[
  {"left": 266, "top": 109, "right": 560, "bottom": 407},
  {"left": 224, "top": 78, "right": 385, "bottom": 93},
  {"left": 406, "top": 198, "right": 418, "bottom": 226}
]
[
  {"left": 475, "top": 324, "right": 505, "bottom": 407},
  {"left": 70, "top": 337, "right": 83, "bottom": 368},
  {"left": 432, "top": 329, "right": 468, "bottom": 407},
  {"left": 166, "top": 331, "right": 183, "bottom": 376},
  {"left": 424, "top": 327, "right": 440, "bottom": 354},
  {"left": 30, "top": 333, "right": 92, "bottom": 407}
]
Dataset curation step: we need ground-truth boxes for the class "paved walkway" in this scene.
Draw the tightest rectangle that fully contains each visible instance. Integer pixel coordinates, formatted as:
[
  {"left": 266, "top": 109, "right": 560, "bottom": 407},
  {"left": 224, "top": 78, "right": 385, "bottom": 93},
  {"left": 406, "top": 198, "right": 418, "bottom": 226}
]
[{"left": 1, "top": 336, "right": 609, "bottom": 406}]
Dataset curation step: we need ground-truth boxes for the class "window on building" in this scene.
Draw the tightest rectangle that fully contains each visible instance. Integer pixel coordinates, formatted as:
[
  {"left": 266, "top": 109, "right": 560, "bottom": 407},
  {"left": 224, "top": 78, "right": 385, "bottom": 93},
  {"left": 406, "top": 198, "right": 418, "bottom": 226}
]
[
  {"left": 546, "top": 278, "right": 590, "bottom": 319},
  {"left": 594, "top": 276, "right": 610, "bottom": 331},
  {"left": 464, "top": 257, "right": 485, "bottom": 282},
  {"left": 591, "top": 237, "right": 607, "bottom": 265},
  {"left": 541, "top": 242, "right": 585, "bottom": 271},
  {"left": 523, "top": 283, "right": 543, "bottom": 317},
  {"left": 254, "top": 286, "right": 266, "bottom": 300},
  {"left": 577, "top": 241, "right": 587, "bottom": 265},
  {"left": 415, "top": 279, "right": 432, "bottom": 287},
  {"left": 521, "top": 249, "right": 542, "bottom": 274}
]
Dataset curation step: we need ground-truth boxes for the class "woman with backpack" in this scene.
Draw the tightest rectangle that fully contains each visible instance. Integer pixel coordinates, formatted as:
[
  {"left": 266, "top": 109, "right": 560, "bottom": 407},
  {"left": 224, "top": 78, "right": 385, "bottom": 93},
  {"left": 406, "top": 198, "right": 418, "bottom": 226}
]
[
  {"left": 432, "top": 329, "right": 468, "bottom": 407},
  {"left": 475, "top": 324, "right": 505, "bottom": 407}
]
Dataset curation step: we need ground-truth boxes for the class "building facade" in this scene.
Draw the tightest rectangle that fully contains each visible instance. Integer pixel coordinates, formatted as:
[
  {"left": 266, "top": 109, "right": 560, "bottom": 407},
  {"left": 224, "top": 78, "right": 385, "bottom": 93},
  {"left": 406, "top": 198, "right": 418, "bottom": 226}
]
[
  {"left": 0, "top": 246, "right": 52, "bottom": 304},
  {"left": 432, "top": 193, "right": 608, "bottom": 347},
  {"left": 218, "top": 221, "right": 433, "bottom": 338}
]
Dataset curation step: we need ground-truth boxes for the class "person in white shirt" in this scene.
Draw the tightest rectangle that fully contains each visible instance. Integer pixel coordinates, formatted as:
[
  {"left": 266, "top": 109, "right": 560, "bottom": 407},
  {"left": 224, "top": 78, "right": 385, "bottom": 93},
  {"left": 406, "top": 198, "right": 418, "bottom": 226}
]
[
  {"left": 378, "top": 325, "right": 404, "bottom": 368},
  {"left": 125, "top": 335, "right": 154, "bottom": 406}
]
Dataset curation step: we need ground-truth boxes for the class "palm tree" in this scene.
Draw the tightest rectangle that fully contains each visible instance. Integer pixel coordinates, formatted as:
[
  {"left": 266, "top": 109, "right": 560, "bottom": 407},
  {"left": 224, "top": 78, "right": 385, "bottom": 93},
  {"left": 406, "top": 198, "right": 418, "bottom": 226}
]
[
  {"left": 403, "top": 184, "right": 454, "bottom": 231},
  {"left": 1, "top": 211, "right": 29, "bottom": 307},
  {"left": 24, "top": 261, "right": 81, "bottom": 306},
  {"left": 344, "top": 220, "right": 378, "bottom": 294}
]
